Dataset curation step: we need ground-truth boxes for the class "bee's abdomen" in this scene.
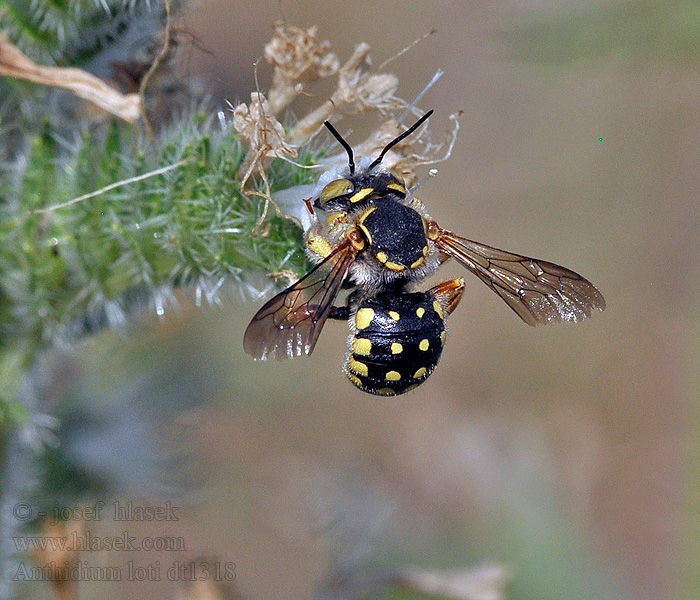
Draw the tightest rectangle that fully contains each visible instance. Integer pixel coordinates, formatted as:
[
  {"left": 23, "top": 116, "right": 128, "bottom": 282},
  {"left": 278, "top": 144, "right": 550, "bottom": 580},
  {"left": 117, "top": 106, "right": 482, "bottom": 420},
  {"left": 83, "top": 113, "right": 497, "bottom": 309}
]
[{"left": 344, "top": 291, "right": 446, "bottom": 396}]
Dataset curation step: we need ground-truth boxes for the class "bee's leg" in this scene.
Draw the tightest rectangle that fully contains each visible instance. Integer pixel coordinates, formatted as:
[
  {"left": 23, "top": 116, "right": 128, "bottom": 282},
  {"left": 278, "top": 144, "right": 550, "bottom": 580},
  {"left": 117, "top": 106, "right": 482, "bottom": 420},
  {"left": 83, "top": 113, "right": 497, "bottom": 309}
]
[
  {"left": 303, "top": 198, "right": 334, "bottom": 261},
  {"left": 329, "top": 305, "right": 350, "bottom": 321},
  {"left": 428, "top": 277, "right": 466, "bottom": 317},
  {"left": 328, "top": 289, "right": 359, "bottom": 321}
]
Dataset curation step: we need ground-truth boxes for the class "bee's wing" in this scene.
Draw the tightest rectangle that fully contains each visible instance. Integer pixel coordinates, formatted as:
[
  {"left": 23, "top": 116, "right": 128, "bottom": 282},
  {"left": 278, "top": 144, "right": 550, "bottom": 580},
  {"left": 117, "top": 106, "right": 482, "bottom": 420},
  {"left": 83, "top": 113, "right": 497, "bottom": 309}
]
[
  {"left": 435, "top": 228, "right": 605, "bottom": 325},
  {"left": 243, "top": 242, "right": 358, "bottom": 360}
]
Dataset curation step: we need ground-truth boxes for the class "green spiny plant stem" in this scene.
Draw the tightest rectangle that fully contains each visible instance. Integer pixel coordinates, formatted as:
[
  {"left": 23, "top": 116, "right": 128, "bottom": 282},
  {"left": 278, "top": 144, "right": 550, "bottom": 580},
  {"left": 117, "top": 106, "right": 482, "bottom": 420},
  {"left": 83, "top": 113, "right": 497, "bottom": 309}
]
[
  {"left": 0, "top": 113, "right": 318, "bottom": 427},
  {"left": 0, "top": 0, "right": 168, "bottom": 66},
  {"left": 0, "top": 8, "right": 327, "bottom": 599}
]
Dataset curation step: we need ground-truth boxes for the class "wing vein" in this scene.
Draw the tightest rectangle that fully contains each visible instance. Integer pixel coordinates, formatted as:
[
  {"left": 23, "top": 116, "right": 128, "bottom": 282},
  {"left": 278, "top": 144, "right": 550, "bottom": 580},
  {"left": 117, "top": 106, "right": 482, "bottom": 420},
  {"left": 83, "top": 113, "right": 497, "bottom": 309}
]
[{"left": 436, "top": 228, "right": 605, "bottom": 325}]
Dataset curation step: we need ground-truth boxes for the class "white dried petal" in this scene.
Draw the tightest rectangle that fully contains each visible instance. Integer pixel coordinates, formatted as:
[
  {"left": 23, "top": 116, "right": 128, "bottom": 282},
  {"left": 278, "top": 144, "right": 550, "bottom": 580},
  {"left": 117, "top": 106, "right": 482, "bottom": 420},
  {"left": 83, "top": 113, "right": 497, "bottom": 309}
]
[
  {"left": 288, "top": 43, "right": 403, "bottom": 145},
  {"left": 233, "top": 92, "right": 296, "bottom": 161},
  {"left": 264, "top": 22, "right": 339, "bottom": 83},
  {"left": 264, "top": 22, "right": 340, "bottom": 115}
]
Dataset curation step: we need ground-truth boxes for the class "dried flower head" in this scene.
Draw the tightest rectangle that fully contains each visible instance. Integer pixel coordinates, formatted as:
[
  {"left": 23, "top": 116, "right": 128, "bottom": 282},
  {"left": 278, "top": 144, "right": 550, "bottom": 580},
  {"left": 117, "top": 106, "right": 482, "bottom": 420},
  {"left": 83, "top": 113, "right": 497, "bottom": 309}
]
[
  {"left": 233, "top": 92, "right": 297, "bottom": 181},
  {"left": 288, "top": 42, "right": 402, "bottom": 145},
  {"left": 264, "top": 22, "right": 340, "bottom": 115},
  {"left": 235, "top": 24, "right": 458, "bottom": 230},
  {"left": 233, "top": 92, "right": 298, "bottom": 227}
]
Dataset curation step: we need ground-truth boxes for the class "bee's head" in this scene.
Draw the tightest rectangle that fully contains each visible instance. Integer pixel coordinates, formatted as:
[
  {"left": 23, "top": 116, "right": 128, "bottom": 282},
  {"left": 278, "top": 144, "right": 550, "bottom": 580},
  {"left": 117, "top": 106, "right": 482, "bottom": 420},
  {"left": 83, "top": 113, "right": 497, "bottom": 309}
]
[
  {"left": 315, "top": 110, "right": 433, "bottom": 211},
  {"left": 313, "top": 164, "right": 405, "bottom": 211}
]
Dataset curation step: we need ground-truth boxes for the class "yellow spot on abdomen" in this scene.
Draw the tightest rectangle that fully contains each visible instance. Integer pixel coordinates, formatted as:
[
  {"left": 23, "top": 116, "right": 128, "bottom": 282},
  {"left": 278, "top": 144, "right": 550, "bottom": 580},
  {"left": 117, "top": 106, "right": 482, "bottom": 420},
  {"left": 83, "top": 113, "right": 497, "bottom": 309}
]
[
  {"left": 416, "top": 307, "right": 425, "bottom": 318},
  {"left": 440, "top": 331, "right": 446, "bottom": 345},
  {"left": 413, "top": 367, "right": 428, "bottom": 379},
  {"left": 433, "top": 300, "right": 444, "bottom": 320},
  {"left": 353, "top": 338, "right": 372, "bottom": 356},
  {"left": 385, "top": 370, "right": 401, "bottom": 381},
  {"left": 346, "top": 372, "right": 363, "bottom": 388},
  {"left": 390, "top": 342, "right": 403, "bottom": 354},
  {"left": 388, "top": 311, "right": 400, "bottom": 321},
  {"left": 355, "top": 307, "right": 375, "bottom": 330},
  {"left": 419, "top": 339, "right": 430, "bottom": 351},
  {"left": 349, "top": 358, "right": 369, "bottom": 377}
]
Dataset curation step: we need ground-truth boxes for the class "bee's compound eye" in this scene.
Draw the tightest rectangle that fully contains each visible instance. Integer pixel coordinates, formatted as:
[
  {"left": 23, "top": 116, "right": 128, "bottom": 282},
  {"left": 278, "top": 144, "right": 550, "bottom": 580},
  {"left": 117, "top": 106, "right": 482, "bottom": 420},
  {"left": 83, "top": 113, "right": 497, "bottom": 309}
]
[{"left": 319, "top": 179, "right": 354, "bottom": 205}]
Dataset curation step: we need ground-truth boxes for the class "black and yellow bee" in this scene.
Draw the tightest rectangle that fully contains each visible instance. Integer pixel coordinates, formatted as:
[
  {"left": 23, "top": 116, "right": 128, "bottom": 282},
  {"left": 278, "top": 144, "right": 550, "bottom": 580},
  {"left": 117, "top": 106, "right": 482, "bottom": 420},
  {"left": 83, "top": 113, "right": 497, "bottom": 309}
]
[{"left": 243, "top": 111, "right": 605, "bottom": 395}]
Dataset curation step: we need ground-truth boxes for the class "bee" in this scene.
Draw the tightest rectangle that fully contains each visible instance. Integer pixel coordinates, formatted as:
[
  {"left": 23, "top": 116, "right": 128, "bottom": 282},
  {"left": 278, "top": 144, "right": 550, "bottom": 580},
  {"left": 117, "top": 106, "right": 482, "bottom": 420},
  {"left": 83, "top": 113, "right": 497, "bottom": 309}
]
[{"left": 243, "top": 111, "right": 605, "bottom": 394}]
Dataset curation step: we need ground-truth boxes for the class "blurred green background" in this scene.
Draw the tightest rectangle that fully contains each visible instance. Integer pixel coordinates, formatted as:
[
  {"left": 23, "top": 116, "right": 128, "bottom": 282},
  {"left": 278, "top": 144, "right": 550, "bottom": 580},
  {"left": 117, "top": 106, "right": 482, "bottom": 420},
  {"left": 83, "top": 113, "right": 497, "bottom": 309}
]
[{"left": 29, "top": 1, "right": 700, "bottom": 599}]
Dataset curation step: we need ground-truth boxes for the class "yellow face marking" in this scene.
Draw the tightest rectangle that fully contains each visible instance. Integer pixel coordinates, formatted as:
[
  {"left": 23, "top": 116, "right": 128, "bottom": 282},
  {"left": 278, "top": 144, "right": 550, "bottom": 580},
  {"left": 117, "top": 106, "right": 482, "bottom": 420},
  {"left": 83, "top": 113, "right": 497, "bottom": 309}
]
[
  {"left": 385, "top": 260, "right": 405, "bottom": 272},
  {"left": 320, "top": 179, "right": 353, "bottom": 204},
  {"left": 419, "top": 339, "right": 430, "bottom": 351},
  {"left": 353, "top": 338, "right": 372, "bottom": 356},
  {"left": 440, "top": 330, "right": 446, "bottom": 345},
  {"left": 349, "top": 358, "right": 369, "bottom": 377},
  {"left": 355, "top": 307, "right": 375, "bottom": 330},
  {"left": 385, "top": 370, "right": 401, "bottom": 381},
  {"left": 416, "top": 307, "right": 425, "bottom": 318},
  {"left": 433, "top": 300, "right": 445, "bottom": 320},
  {"left": 376, "top": 251, "right": 388, "bottom": 264},
  {"left": 349, "top": 187, "right": 374, "bottom": 203},
  {"left": 390, "top": 342, "right": 403, "bottom": 354},
  {"left": 410, "top": 256, "right": 425, "bottom": 269},
  {"left": 413, "top": 367, "right": 428, "bottom": 379},
  {"left": 388, "top": 311, "right": 400, "bottom": 321},
  {"left": 307, "top": 236, "right": 333, "bottom": 259},
  {"left": 387, "top": 182, "right": 406, "bottom": 194}
]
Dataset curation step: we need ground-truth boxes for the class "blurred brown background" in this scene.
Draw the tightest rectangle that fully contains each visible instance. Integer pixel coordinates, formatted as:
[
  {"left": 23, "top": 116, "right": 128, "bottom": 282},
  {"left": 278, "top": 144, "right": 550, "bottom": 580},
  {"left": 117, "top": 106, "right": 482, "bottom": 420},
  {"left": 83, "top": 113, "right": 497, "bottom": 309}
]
[{"left": 51, "top": 1, "right": 700, "bottom": 599}]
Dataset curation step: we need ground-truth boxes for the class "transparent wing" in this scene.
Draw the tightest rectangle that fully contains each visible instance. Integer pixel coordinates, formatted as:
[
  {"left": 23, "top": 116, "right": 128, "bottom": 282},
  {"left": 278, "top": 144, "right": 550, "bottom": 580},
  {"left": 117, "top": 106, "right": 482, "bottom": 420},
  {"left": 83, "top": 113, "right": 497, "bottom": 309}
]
[
  {"left": 436, "top": 228, "right": 605, "bottom": 325},
  {"left": 243, "top": 242, "right": 357, "bottom": 360}
]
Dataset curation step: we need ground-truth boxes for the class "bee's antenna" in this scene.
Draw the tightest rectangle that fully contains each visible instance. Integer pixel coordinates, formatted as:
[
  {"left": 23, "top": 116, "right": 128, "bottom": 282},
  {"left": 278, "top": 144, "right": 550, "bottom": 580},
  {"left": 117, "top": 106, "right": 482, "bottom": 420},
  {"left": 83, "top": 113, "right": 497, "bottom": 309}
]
[
  {"left": 368, "top": 109, "right": 434, "bottom": 170},
  {"left": 324, "top": 121, "right": 355, "bottom": 175}
]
